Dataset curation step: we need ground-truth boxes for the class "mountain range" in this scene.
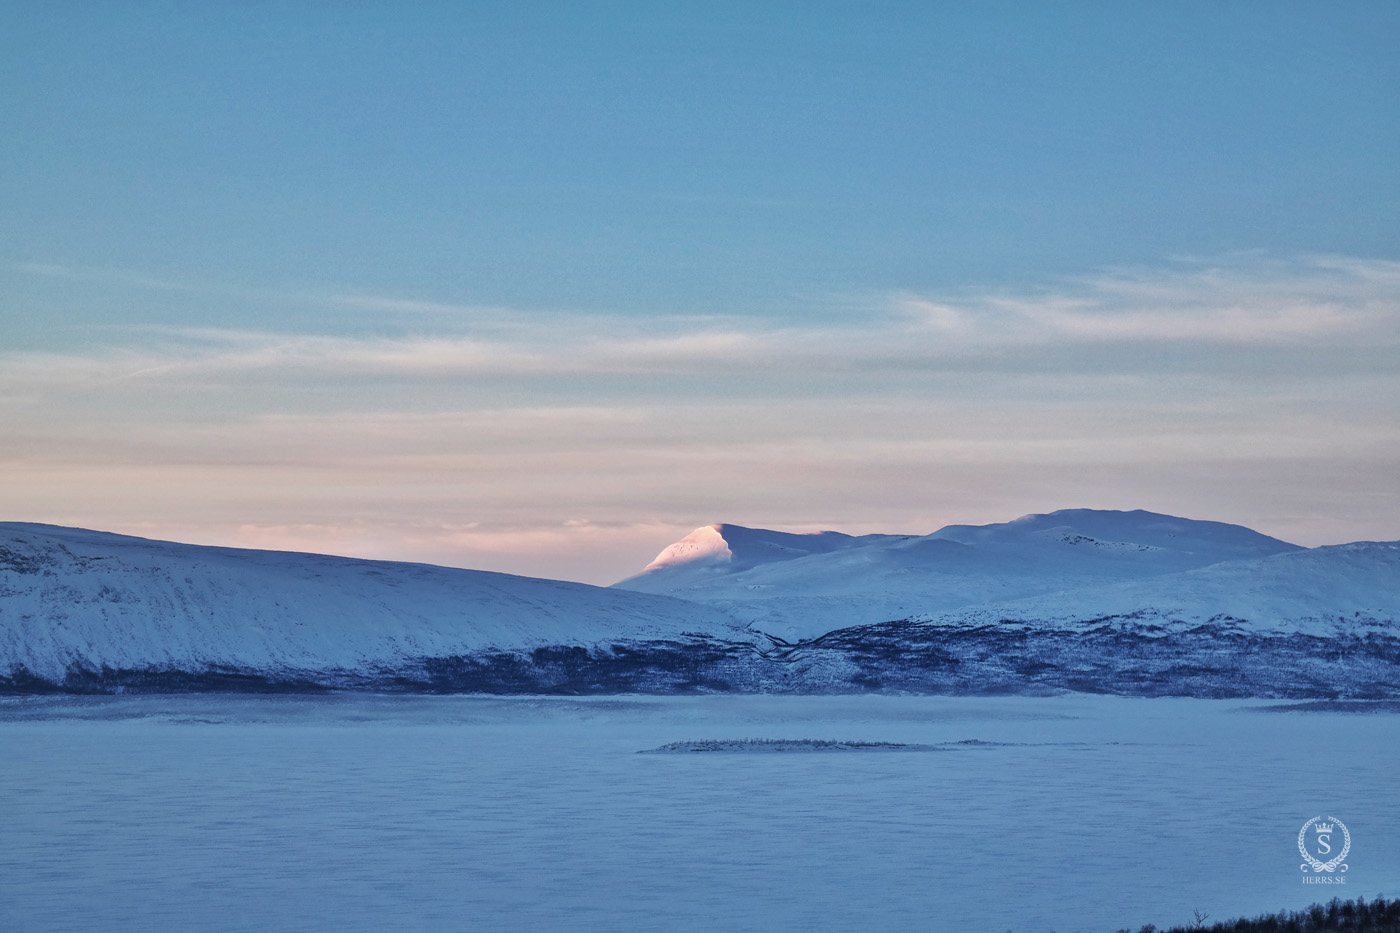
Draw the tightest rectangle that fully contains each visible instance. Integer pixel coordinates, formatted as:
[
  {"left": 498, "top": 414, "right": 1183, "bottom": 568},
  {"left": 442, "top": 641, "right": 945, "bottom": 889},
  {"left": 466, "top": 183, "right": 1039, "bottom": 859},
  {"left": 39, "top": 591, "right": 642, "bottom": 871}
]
[
  {"left": 3, "top": 510, "right": 1397, "bottom": 697},
  {"left": 612, "top": 510, "right": 1312, "bottom": 639}
]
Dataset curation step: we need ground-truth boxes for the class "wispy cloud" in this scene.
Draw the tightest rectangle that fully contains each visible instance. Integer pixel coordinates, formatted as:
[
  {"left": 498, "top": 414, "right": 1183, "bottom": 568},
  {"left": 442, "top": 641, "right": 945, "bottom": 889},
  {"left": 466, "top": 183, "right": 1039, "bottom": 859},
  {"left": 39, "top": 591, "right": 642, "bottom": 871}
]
[
  {"left": 11, "top": 261, "right": 515, "bottom": 321},
  {"left": 6, "top": 255, "right": 1397, "bottom": 391},
  {"left": 292, "top": 290, "right": 541, "bottom": 323},
  {"left": 14, "top": 261, "right": 197, "bottom": 293},
  {"left": 894, "top": 255, "right": 1400, "bottom": 348},
  {"left": 3, "top": 254, "right": 1398, "bottom": 581},
  {"left": 8, "top": 255, "right": 1397, "bottom": 389}
]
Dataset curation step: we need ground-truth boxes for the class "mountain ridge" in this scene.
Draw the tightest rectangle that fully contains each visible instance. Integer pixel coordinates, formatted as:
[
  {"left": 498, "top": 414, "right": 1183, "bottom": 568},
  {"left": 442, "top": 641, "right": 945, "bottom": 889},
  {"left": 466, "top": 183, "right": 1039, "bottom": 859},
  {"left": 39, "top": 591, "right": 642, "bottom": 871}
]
[
  {"left": 614, "top": 509, "right": 1307, "bottom": 640},
  {"left": 3, "top": 511, "right": 1397, "bottom": 697},
  {"left": 0, "top": 521, "right": 749, "bottom": 685}
]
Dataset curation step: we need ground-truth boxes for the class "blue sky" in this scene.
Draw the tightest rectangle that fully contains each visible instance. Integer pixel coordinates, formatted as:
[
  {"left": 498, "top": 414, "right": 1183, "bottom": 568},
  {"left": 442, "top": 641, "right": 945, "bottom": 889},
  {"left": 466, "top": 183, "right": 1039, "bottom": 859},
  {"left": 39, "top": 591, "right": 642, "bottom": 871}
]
[{"left": 2, "top": 2, "right": 1398, "bottom": 582}]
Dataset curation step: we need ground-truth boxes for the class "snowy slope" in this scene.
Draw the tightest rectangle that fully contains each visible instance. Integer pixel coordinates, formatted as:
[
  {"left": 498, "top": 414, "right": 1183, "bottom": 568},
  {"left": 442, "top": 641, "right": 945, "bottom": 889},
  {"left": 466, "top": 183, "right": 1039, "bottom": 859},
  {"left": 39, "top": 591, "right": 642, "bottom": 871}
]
[
  {"left": 929, "top": 540, "right": 1400, "bottom": 635},
  {"left": 615, "top": 509, "right": 1304, "bottom": 640},
  {"left": 633, "top": 523, "right": 906, "bottom": 590},
  {"left": 0, "top": 523, "right": 747, "bottom": 684},
  {"left": 775, "top": 539, "right": 1400, "bottom": 698}
]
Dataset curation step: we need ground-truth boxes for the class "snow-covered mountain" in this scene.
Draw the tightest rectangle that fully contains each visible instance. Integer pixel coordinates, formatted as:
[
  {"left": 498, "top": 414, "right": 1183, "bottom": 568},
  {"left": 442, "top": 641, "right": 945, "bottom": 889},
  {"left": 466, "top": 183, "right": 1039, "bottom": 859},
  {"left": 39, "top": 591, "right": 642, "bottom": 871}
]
[
  {"left": 3, "top": 511, "right": 1397, "bottom": 698},
  {"left": 925, "top": 539, "right": 1400, "bottom": 635},
  {"left": 615, "top": 509, "right": 1305, "bottom": 639},
  {"left": 765, "top": 538, "right": 1400, "bottom": 698},
  {"left": 0, "top": 523, "right": 748, "bottom": 690}
]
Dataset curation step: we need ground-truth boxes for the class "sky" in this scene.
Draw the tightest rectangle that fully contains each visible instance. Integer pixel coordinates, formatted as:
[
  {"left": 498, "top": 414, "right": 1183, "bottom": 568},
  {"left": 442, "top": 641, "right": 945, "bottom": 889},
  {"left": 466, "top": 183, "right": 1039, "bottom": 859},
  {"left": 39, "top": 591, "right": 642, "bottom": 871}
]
[{"left": 2, "top": 1, "right": 1398, "bottom": 584}]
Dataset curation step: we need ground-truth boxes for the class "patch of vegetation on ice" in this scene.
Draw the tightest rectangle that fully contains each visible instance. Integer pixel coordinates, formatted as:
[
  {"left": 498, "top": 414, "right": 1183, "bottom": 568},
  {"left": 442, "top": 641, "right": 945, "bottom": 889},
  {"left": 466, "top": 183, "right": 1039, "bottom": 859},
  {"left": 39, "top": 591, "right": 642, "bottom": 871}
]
[{"left": 639, "top": 738, "right": 936, "bottom": 753}]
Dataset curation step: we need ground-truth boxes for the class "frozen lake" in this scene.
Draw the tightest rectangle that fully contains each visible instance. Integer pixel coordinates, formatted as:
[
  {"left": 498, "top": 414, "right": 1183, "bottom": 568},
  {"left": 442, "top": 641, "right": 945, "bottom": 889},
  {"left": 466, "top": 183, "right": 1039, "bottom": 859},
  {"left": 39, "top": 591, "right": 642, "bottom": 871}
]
[{"left": 1, "top": 694, "right": 1397, "bottom": 932}]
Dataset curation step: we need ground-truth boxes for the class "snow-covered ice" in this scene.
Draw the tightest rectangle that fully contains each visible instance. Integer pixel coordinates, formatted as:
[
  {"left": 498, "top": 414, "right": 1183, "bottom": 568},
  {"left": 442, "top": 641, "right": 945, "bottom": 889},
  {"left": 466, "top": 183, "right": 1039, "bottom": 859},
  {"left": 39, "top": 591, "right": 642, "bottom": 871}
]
[{"left": 1, "top": 694, "right": 1396, "bottom": 932}]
